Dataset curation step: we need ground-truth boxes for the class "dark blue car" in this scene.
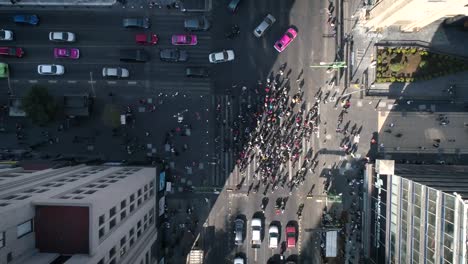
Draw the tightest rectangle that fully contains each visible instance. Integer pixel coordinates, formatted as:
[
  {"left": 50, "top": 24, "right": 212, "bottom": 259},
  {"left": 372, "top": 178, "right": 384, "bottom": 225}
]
[{"left": 13, "top": 14, "right": 39, "bottom": 25}]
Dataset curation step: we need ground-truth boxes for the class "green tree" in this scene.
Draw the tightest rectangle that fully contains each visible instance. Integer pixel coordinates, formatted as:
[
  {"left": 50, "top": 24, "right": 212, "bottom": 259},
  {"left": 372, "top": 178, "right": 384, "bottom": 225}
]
[{"left": 22, "top": 85, "right": 58, "bottom": 125}]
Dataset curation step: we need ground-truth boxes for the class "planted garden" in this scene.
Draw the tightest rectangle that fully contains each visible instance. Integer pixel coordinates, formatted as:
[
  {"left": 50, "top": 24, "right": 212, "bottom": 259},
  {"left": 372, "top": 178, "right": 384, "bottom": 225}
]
[{"left": 375, "top": 46, "right": 468, "bottom": 83}]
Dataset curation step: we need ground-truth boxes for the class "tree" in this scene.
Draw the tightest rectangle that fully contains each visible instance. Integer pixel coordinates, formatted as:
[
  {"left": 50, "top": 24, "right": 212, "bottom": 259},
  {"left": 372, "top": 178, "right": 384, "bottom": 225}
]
[{"left": 22, "top": 85, "right": 58, "bottom": 125}]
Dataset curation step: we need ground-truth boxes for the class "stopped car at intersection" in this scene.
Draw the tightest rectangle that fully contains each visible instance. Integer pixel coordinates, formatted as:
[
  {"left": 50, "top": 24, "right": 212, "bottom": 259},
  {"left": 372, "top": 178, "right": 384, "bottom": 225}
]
[
  {"left": 54, "top": 48, "right": 79, "bottom": 59},
  {"left": 0, "top": 47, "right": 24, "bottom": 58},
  {"left": 274, "top": 28, "right": 298, "bottom": 52},
  {"left": 119, "top": 49, "right": 150, "bottom": 62},
  {"left": 123, "top": 17, "right": 150, "bottom": 29},
  {"left": 159, "top": 49, "right": 188, "bottom": 62},
  {"left": 0, "top": 30, "right": 13, "bottom": 41},
  {"left": 49, "top": 32, "right": 76, "bottom": 42},
  {"left": 13, "top": 14, "right": 39, "bottom": 25},
  {"left": 184, "top": 16, "right": 210, "bottom": 31},
  {"left": 102, "top": 67, "right": 129, "bottom": 78},
  {"left": 37, "top": 64, "right": 64, "bottom": 75},
  {"left": 234, "top": 217, "right": 245, "bottom": 246},
  {"left": 268, "top": 224, "right": 279, "bottom": 249},
  {"left": 136, "top": 33, "right": 158, "bottom": 45},
  {"left": 171, "top": 34, "right": 197, "bottom": 46},
  {"left": 286, "top": 226, "right": 296, "bottom": 248},
  {"left": 253, "top": 14, "right": 276, "bottom": 37},
  {"left": 209, "top": 50, "right": 234, "bottom": 63}
]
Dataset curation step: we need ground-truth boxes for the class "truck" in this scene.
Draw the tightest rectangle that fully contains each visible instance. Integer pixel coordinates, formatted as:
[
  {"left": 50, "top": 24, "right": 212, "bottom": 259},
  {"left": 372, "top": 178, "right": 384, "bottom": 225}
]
[{"left": 251, "top": 218, "right": 262, "bottom": 248}]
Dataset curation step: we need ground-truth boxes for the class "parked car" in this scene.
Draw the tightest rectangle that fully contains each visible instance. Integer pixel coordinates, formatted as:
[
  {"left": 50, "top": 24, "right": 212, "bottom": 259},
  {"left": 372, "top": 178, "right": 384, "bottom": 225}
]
[
  {"left": 37, "top": 64, "right": 64, "bottom": 75},
  {"left": 123, "top": 17, "right": 150, "bottom": 29},
  {"left": 102, "top": 67, "right": 129, "bottom": 78},
  {"left": 13, "top": 14, "right": 39, "bottom": 25},
  {"left": 185, "top": 67, "right": 209, "bottom": 78},
  {"left": 234, "top": 218, "right": 245, "bottom": 245},
  {"left": 0, "top": 30, "right": 13, "bottom": 41},
  {"left": 119, "top": 49, "right": 150, "bottom": 62},
  {"left": 233, "top": 257, "right": 244, "bottom": 264},
  {"left": 274, "top": 28, "right": 297, "bottom": 52},
  {"left": 0, "top": 47, "right": 24, "bottom": 58},
  {"left": 53, "top": 48, "right": 79, "bottom": 59},
  {"left": 49, "top": 32, "right": 76, "bottom": 42},
  {"left": 251, "top": 218, "right": 262, "bottom": 248},
  {"left": 286, "top": 226, "right": 296, "bottom": 248},
  {"left": 268, "top": 224, "right": 279, "bottom": 249},
  {"left": 160, "top": 49, "right": 188, "bottom": 62},
  {"left": 136, "top": 33, "right": 158, "bottom": 45},
  {"left": 227, "top": 0, "right": 241, "bottom": 13},
  {"left": 184, "top": 16, "right": 210, "bottom": 31},
  {"left": 209, "top": 50, "right": 234, "bottom": 63},
  {"left": 171, "top": 34, "right": 197, "bottom": 45},
  {"left": 253, "top": 14, "right": 276, "bottom": 37},
  {"left": 0, "top": 63, "right": 8, "bottom": 78}
]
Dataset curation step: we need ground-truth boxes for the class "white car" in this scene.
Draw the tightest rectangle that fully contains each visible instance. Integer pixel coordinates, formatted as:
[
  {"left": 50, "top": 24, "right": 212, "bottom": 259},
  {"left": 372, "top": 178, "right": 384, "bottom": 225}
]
[
  {"left": 268, "top": 225, "right": 279, "bottom": 249},
  {"left": 37, "top": 64, "right": 64, "bottom": 75},
  {"left": 102, "top": 67, "right": 129, "bottom": 78},
  {"left": 209, "top": 50, "right": 235, "bottom": 63},
  {"left": 49, "top": 32, "right": 76, "bottom": 42},
  {"left": 253, "top": 14, "right": 276, "bottom": 37},
  {"left": 251, "top": 218, "right": 262, "bottom": 247},
  {"left": 233, "top": 257, "right": 244, "bottom": 264},
  {"left": 0, "top": 30, "right": 13, "bottom": 41}
]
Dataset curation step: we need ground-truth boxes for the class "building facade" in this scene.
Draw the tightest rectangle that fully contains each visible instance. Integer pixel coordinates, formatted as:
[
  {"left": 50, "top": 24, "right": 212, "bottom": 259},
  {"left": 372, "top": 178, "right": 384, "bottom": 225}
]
[
  {"left": 364, "top": 0, "right": 468, "bottom": 32},
  {"left": 0, "top": 165, "right": 158, "bottom": 264},
  {"left": 364, "top": 160, "right": 468, "bottom": 264}
]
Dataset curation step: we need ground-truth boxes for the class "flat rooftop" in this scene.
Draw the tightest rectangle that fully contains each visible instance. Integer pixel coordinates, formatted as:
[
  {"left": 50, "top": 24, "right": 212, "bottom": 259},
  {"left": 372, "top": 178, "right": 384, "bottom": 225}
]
[{"left": 378, "top": 111, "right": 468, "bottom": 154}]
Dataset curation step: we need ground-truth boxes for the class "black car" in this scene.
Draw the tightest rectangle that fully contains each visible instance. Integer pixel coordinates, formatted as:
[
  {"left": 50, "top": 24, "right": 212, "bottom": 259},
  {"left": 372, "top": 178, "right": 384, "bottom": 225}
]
[
  {"left": 123, "top": 17, "right": 150, "bottom": 29},
  {"left": 227, "top": 0, "right": 241, "bottom": 13},
  {"left": 120, "top": 49, "right": 150, "bottom": 62},
  {"left": 160, "top": 49, "right": 188, "bottom": 62},
  {"left": 184, "top": 16, "right": 210, "bottom": 31},
  {"left": 186, "top": 67, "right": 209, "bottom": 78}
]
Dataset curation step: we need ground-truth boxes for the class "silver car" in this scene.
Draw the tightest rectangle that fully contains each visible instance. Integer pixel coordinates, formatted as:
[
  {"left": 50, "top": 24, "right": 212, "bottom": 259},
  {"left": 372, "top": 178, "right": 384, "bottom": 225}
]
[
  {"left": 102, "top": 67, "right": 129, "bottom": 78},
  {"left": 253, "top": 14, "right": 276, "bottom": 37},
  {"left": 37, "top": 64, "right": 64, "bottom": 75},
  {"left": 0, "top": 30, "right": 13, "bottom": 41},
  {"left": 49, "top": 32, "right": 76, "bottom": 42},
  {"left": 234, "top": 218, "right": 244, "bottom": 245}
]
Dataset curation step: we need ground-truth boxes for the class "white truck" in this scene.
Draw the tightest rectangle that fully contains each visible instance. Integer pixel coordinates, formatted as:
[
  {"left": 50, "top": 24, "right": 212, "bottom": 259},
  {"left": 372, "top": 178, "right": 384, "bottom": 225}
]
[{"left": 251, "top": 218, "right": 262, "bottom": 248}]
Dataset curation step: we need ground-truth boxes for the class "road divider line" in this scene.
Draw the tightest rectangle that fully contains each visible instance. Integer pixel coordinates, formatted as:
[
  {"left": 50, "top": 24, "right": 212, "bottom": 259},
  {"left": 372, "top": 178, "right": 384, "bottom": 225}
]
[
  {"left": 128, "top": 81, "right": 137, "bottom": 85},
  {"left": 48, "top": 80, "right": 58, "bottom": 83},
  {"left": 67, "top": 80, "right": 77, "bottom": 83},
  {"left": 107, "top": 81, "right": 117, "bottom": 85},
  {"left": 28, "top": 80, "right": 38, "bottom": 83}
]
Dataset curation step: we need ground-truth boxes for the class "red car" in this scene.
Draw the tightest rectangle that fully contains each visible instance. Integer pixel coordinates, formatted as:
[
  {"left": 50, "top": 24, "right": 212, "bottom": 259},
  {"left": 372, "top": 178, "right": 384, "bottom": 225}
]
[
  {"left": 171, "top": 34, "right": 197, "bottom": 45},
  {"left": 136, "top": 33, "right": 158, "bottom": 45},
  {"left": 274, "top": 28, "right": 297, "bottom": 52},
  {"left": 0, "top": 47, "right": 24, "bottom": 58},
  {"left": 286, "top": 226, "right": 296, "bottom": 248},
  {"left": 54, "top": 48, "right": 80, "bottom": 59}
]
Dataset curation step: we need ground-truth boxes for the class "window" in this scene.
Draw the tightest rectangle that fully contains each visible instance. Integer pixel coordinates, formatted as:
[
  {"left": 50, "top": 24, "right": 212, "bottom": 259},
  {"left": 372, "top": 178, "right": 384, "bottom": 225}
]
[
  {"left": 144, "top": 184, "right": 148, "bottom": 192},
  {"left": 7, "top": 252, "right": 12, "bottom": 263},
  {"left": 17, "top": 219, "right": 33, "bottom": 238},
  {"left": 129, "top": 228, "right": 134, "bottom": 237},
  {"left": 137, "top": 220, "right": 142, "bottom": 229},
  {"left": 120, "top": 236, "right": 127, "bottom": 247},
  {"left": 0, "top": 231, "right": 5, "bottom": 249},
  {"left": 97, "top": 184, "right": 108, "bottom": 188},
  {"left": 130, "top": 204, "right": 135, "bottom": 213},
  {"left": 109, "top": 247, "right": 116, "bottom": 258},
  {"left": 121, "top": 200, "right": 126, "bottom": 209},
  {"left": 110, "top": 207, "right": 116, "bottom": 217},
  {"left": 109, "top": 219, "right": 116, "bottom": 230},
  {"left": 138, "top": 189, "right": 142, "bottom": 197},
  {"left": 137, "top": 230, "right": 141, "bottom": 238},
  {"left": 85, "top": 190, "right": 96, "bottom": 194},
  {"left": 137, "top": 198, "right": 142, "bottom": 206},
  {"left": 130, "top": 194, "right": 135, "bottom": 202},
  {"left": 130, "top": 238, "right": 134, "bottom": 246},
  {"left": 97, "top": 258, "right": 104, "bottom": 264},
  {"left": 99, "top": 228, "right": 105, "bottom": 239},
  {"left": 99, "top": 215, "right": 105, "bottom": 226},
  {"left": 121, "top": 211, "right": 126, "bottom": 220}
]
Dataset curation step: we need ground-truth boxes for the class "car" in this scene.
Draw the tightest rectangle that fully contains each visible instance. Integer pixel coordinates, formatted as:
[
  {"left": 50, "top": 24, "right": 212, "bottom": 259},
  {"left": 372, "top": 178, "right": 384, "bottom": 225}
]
[
  {"left": 37, "top": 64, "right": 64, "bottom": 75},
  {"left": 102, "top": 67, "right": 129, "bottom": 78},
  {"left": 274, "top": 28, "right": 298, "bottom": 52},
  {"left": 234, "top": 218, "right": 244, "bottom": 245},
  {"left": 227, "top": 0, "right": 241, "bottom": 13},
  {"left": 184, "top": 16, "right": 210, "bottom": 31},
  {"left": 0, "top": 30, "right": 13, "bottom": 41},
  {"left": 233, "top": 257, "right": 244, "bottom": 264},
  {"left": 120, "top": 49, "right": 150, "bottom": 62},
  {"left": 286, "top": 226, "right": 296, "bottom": 248},
  {"left": 171, "top": 34, "right": 197, "bottom": 45},
  {"left": 49, "top": 32, "right": 76, "bottom": 42},
  {"left": 185, "top": 67, "right": 209, "bottom": 78},
  {"left": 136, "top": 33, "right": 158, "bottom": 45},
  {"left": 269, "top": 224, "right": 279, "bottom": 249},
  {"left": 251, "top": 218, "right": 262, "bottom": 247},
  {"left": 0, "top": 63, "right": 8, "bottom": 78},
  {"left": 160, "top": 49, "right": 188, "bottom": 62},
  {"left": 253, "top": 14, "right": 276, "bottom": 37},
  {"left": 209, "top": 50, "right": 234, "bottom": 63},
  {"left": 13, "top": 14, "right": 39, "bottom": 25},
  {"left": 54, "top": 48, "right": 80, "bottom": 59},
  {"left": 0, "top": 47, "right": 24, "bottom": 58},
  {"left": 123, "top": 17, "right": 150, "bottom": 29}
]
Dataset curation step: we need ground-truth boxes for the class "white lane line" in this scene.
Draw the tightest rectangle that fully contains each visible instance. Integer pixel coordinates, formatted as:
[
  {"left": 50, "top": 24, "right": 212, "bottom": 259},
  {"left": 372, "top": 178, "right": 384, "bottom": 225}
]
[
  {"left": 48, "top": 80, "right": 57, "bottom": 83},
  {"left": 128, "top": 81, "right": 137, "bottom": 85},
  {"left": 107, "top": 81, "right": 117, "bottom": 85},
  {"left": 28, "top": 80, "right": 38, "bottom": 83},
  {"left": 87, "top": 81, "right": 96, "bottom": 84},
  {"left": 67, "top": 80, "right": 77, "bottom": 83}
]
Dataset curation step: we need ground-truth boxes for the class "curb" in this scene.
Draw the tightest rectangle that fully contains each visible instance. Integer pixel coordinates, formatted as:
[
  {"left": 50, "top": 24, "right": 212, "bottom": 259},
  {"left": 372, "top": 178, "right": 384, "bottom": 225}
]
[{"left": 0, "top": 0, "right": 116, "bottom": 6}]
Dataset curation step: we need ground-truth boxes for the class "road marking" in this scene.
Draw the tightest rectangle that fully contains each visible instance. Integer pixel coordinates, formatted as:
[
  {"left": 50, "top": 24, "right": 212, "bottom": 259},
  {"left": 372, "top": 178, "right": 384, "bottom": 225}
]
[
  {"left": 107, "top": 81, "right": 117, "bottom": 85},
  {"left": 254, "top": 248, "right": 258, "bottom": 262},
  {"left": 48, "top": 80, "right": 57, "bottom": 84},
  {"left": 128, "top": 81, "right": 137, "bottom": 85},
  {"left": 87, "top": 81, "right": 96, "bottom": 84},
  {"left": 28, "top": 80, "right": 38, "bottom": 83},
  {"left": 67, "top": 80, "right": 77, "bottom": 84},
  {"left": 12, "top": 80, "right": 19, "bottom": 83}
]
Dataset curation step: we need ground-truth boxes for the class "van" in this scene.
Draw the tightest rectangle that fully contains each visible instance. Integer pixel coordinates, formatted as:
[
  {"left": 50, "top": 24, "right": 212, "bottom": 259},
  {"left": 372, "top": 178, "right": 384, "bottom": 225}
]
[
  {"left": 123, "top": 17, "right": 150, "bottom": 29},
  {"left": 184, "top": 16, "right": 210, "bottom": 31}
]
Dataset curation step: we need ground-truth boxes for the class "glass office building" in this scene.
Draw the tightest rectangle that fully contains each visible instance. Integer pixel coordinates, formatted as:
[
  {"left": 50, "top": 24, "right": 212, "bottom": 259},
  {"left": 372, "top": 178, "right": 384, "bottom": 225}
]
[{"left": 364, "top": 160, "right": 468, "bottom": 264}]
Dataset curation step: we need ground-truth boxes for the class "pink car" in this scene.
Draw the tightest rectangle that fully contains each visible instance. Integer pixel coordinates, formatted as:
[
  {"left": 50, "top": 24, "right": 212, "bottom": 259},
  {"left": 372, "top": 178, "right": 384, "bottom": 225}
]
[
  {"left": 171, "top": 34, "right": 197, "bottom": 45},
  {"left": 54, "top": 48, "right": 79, "bottom": 59},
  {"left": 274, "top": 28, "right": 297, "bottom": 52}
]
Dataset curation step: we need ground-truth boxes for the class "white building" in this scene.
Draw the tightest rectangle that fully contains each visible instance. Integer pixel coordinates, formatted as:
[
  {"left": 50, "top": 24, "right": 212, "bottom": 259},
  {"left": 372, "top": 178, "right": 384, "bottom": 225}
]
[{"left": 0, "top": 165, "right": 158, "bottom": 264}]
